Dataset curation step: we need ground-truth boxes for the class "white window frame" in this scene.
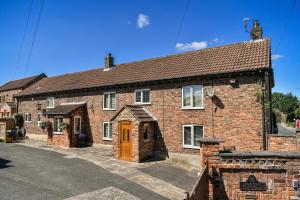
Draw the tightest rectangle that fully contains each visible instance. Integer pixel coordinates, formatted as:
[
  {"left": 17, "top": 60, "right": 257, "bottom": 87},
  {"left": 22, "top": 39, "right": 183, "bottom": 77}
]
[
  {"left": 24, "top": 113, "right": 32, "bottom": 123},
  {"left": 47, "top": 97, "right": 55, "bottom": 108},
  {"left": 53, "top": 116, "right": 63, "bottom": 135},
  {"left": 134, "top": 89, "right": 150, "bottom": 105},
  {"left": 37, "top": 112, "right": 42, "bottom": 127},
  {"left": 103, "top": 91, "right": 116, "bottom": 110},
  {"left": 74, "top": 116, "right": 81, "bottom": 135},
  {"left": 182, "top": 85, "right": 204, "bottom": 109},
  {"left": 182, "top": 125, "right": 204, "bottom": 149},
  {"left": 102, "top": 122, "right": 112, "bottom": 141}
]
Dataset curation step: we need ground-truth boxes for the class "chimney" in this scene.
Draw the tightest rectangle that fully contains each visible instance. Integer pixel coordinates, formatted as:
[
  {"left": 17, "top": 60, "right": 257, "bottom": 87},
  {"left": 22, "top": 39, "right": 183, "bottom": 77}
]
[
  {"left": 251, "top": 20, "right": 263, "bottom": 40},
  {"left": 104, "top": 53, "right": 114, "bottom": 71}
]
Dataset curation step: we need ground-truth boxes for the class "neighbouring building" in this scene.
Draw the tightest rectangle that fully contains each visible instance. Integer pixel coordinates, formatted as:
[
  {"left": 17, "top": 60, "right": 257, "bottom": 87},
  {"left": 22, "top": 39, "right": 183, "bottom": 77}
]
[
  {"left": 0, "top": 74, "right": 47, "bottom": 118},
  {"left": 16, "top": 21, "right": 274, "bottom": 162}
]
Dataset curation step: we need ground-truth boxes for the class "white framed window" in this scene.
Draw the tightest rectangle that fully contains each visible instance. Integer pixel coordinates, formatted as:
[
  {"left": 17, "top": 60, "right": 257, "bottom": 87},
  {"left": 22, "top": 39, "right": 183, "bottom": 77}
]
[
  {"left": 134, "top": 89, "right": 150, "bottom": 104},
  {"left": 182, "top": 85, "right": 204, "bottom": 109},
  {"left": 24, "top": 113, "right": 32, "bottom": 122},
  {"left": 103, "top": 122, "right": 112, "bottom": 141},
  {"left": 103, "top": 92, "right": 116, "bottom": 110},
  {"left": 37, "top": 112, "right": 42, "bottom": 127},
  {"left": 53, "top": 117, "right": 63, "bottom": 134},
  {"left": 182, "top": 125, "right": 204, "bottom": 149},
  {"left": 47, "top": 97, "right": 55, "bottom": 108},
  {"left": 74, "top": 116, "right": 81, "bottom": 134}
]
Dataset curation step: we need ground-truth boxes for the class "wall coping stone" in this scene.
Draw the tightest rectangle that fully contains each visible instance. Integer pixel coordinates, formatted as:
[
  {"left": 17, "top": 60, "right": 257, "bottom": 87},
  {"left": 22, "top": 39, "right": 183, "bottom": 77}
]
[
  {"left": 196, "top": 138, "right": 224, "bottom": 144},
  {"left": 269, "top": 134, "right": 296, "bottom": 138},
  {"left": 220, "top": 151, "right": 300, "bottom": 159}
]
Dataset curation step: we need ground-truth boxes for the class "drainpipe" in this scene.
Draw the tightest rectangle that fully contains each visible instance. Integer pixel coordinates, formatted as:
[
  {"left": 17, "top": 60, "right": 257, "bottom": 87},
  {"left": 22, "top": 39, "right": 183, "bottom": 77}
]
[
  {"left": 260, "top": 71, "right": 267, "bottom": 151},
  {"left": 211, "top": 79, "right": 214, "bottom": 138}
]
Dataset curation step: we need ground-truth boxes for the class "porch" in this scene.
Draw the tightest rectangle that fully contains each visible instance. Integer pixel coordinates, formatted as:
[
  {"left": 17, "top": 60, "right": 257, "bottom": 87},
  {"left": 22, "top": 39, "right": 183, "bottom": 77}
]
[{"left": 44, "top": 103, "right": 87, "bottom": 148}]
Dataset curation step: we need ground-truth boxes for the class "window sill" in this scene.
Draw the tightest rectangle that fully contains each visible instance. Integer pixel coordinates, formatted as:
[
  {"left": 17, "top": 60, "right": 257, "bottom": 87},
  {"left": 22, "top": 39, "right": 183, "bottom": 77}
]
[
  {"left": 182, "top": 107, "right": 204, "bottom": 110},
  {"left": 103, "top": 138, "right": 112, "bottom": 141},
  {"left": 53, "top": 132, "right": 63, "bottom": 135},
  {"left": 182, "top": 146, "right": 200, "bottom": 150},
  {"left": 103, "top": 108, "right": 116, "bottom": 111},
  {"left": 25, "top": 121, "right": 31, "bottom": 123},
  {"left": 134, "top": 102, "right": 151, "bottom": 106}
]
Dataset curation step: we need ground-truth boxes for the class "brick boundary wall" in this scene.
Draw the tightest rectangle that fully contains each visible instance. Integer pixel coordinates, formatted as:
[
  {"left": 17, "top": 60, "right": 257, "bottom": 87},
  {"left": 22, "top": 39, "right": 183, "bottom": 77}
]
[
  {"left": 185, "top": 165, "right": 209, "bottom": 200},
  {"left": 196, "top": 138, "right": 300, "bottom": 200},
  {"left": 268, "top": 134, "right": 300, "bottom": 152}
]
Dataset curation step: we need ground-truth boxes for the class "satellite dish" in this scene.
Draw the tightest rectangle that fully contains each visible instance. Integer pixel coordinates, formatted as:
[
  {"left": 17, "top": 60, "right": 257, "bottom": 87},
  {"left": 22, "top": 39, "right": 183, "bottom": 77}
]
[{"left": 207, "top": 87, "right": 215, "bottom": 98}]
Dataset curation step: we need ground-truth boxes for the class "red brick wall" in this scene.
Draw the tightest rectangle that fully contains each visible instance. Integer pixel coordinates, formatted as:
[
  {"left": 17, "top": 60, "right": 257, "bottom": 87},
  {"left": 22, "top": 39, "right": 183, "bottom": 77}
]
[
  {"left": 268, "top": 134, "right": 299, "bottom": 152},
  {"left": 199, "top": 140, "right": 300, "bottom": 200},
  {"left": 18, "top": 74, "right": 263, "bottom": 154}
]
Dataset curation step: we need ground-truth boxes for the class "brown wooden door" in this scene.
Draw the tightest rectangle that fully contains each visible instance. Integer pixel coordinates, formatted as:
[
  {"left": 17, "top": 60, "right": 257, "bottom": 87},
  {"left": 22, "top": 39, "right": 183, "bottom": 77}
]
[{"left": 119, "top": 122, "right": 132, "bottom": 161}]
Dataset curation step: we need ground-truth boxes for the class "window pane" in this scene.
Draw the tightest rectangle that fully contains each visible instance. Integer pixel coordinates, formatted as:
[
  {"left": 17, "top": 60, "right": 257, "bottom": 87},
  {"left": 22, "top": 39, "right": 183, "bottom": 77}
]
[
  {"left": 109, "top": 123, "right": 112, "bottom": 139},
  {"left": 143, "top": 90, "right": 150, "bottom": 103},
  {"left": 29, "top": 114, "right": 31, "bottom": 121},
  {"left": 193, "top": 86, "right": 203, "bottom": 107},
  {"left": 183, "top": 126, "right": 192, "bottom": 145},
  {"left": 194, "top": 126, "right": 203, "bottom": 147},
  {"left": 183, "top": 87, "right": 191, "bottom": 107},
  {"left": 38, "top": 114, "right": 41, "bottom": 121},
  {"left": 104, "top": 94, "right": 109, "bottom": 108},
  {"left": 54, "top": 118, "right": 58, "bottom": 132},
  {"left": 75, "top": 118, "right": 80, "bottom": 132},
  {"left": 58, "top": 118, "right": 63, "bottom": 132},
  {"left": 135, "top": 91, "right": 142, "bottom": 102},
  {"left": 110, "top": 93, "right": 116, "bottom": 109},
  {"left": 103, "top": 123, "right": 108, "bottom": 138}
]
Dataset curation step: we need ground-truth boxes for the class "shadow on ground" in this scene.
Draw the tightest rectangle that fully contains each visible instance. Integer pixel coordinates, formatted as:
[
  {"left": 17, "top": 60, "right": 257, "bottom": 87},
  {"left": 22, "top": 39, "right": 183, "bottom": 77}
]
[{"left": 0, "top": 158, "right": 13, "bottom": 169}]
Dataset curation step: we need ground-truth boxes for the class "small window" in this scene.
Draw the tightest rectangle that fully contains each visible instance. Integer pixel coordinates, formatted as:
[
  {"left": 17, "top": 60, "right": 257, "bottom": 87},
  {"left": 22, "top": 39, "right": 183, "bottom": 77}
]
[
  {"left": 103, "top": 92, "right": 116, "bottom": 110},
  {"left": 47, "top": 97, "right": 55, "bottom": 108},
  {"left": 24, "top": 113, "right": 32, "bottom": 122},
  {"left": 182, "top": 125, "right": 204, "bottom": 148},
  {"left": 103, "top": 122, "right": 112, "bottom": 140},
  {"left": 53, "top": 117, "right": 63, "bottom": 134},
  {"left": 134, "top": 89, "right": 150, "bottom": 104},
  {"left": 182, "top": 85, "right": 204, "bottom": 109},
  {"left": 37, "top": 113, "right": 42, "bottom": 127},
  {"left": 74, "top": 116, "right": 81, "bottom": 134},
  {"left": 143, "top": 124, "right": 149, "bottom": 141}
]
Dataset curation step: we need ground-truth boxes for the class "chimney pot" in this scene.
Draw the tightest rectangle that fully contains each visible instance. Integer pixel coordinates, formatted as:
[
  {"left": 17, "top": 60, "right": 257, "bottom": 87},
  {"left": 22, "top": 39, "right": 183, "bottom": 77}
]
[
  {"left": 104, "top": 53, "right": 114, "bottom": 71},
  {"left": 251, "top": 20, "right": 263, "bottom": 40}
]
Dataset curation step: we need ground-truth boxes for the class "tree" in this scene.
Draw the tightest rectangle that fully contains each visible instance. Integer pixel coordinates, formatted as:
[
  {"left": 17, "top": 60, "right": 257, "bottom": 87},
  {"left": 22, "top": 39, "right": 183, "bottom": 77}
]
[
  {"left": 295, "top": 107, "right": 300, "bottom": 119},
  {"left": 272, "top": 92, "right": 299, "bottom": 122}
]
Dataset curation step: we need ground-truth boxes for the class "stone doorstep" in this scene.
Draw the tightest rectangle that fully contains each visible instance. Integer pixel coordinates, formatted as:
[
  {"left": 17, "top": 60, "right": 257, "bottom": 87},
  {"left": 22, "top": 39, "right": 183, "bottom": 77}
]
[{"left": 16, "top": 140, "right": 187, "bottom": 200}]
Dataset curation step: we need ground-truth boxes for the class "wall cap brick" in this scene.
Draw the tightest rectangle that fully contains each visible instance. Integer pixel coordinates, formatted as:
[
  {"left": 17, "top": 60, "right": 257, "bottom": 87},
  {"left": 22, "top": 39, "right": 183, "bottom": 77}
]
[{"left": 220, "top": 151, "right": 300, "bottom": 159}]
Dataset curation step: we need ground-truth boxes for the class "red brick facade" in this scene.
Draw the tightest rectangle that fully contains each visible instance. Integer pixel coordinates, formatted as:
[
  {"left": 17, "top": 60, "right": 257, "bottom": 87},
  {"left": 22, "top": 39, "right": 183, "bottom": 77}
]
[{"left": 18, "top": 74, "right": 264, "bottom": 156}]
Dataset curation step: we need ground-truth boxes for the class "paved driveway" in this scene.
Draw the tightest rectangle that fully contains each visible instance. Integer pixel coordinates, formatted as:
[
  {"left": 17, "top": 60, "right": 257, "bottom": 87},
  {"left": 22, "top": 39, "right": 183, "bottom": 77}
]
[{"left": 0, "top": 143, "right": 168, "bottom": 200}]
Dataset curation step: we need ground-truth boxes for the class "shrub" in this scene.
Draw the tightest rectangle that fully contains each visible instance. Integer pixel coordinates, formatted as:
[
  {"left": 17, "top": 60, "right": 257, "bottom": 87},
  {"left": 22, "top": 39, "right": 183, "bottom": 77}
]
[{"left": 13, "top": 113, "right": 24, "bottom": 128}]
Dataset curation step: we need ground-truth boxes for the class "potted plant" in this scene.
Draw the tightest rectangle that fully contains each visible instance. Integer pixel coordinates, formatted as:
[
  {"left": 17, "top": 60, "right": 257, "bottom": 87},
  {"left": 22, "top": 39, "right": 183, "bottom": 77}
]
[
  {"left": 58, "top": 122, "right": 70, "bottom": 132},
  {"left": 78, "top": 132, "right": 88, "bottom": 147}
]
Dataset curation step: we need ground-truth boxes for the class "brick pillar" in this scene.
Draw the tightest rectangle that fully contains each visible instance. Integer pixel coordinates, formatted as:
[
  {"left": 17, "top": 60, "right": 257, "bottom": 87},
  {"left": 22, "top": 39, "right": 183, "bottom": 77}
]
[{"left": 197, "top": 138, "right": 223, "bottom": 200}]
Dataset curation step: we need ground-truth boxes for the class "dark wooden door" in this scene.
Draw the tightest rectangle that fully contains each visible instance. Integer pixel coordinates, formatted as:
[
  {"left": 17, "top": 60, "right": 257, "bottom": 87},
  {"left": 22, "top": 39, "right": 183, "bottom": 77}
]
[{"left": 119, "top": 122, "right": 132, "bottom": 161}]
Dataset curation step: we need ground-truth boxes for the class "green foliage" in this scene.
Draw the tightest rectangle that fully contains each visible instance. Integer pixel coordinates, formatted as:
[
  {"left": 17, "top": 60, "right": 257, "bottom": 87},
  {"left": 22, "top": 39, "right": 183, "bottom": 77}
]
[
  {"left": 272, "top": 92, "right": 299, "bottom": 122},
  {"left": 13, "top": 113, "right": 24, "bottom": 128},
  {"left": 58, "top": 122, "right": 70, "bottom": 131},
  {"left": 40, "top": 121, "right": 51, "bottom": 129},
  {"left": 295, "top": 107, "right": 300, "bottom": 119}
]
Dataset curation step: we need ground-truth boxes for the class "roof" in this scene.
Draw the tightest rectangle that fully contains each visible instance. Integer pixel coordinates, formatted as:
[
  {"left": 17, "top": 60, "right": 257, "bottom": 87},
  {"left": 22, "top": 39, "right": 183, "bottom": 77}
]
[
  {"left": 44, "top": 103, "right": 85, "bottom": 115},
  {"left": 17, "top": 39, "right": 270, "bottom": 97},
  {"left": 111, "top": 105, "right": 156, "bottom": 122},
  {"left": 0, "top": 73, "right": 47, "bottom": 92}
]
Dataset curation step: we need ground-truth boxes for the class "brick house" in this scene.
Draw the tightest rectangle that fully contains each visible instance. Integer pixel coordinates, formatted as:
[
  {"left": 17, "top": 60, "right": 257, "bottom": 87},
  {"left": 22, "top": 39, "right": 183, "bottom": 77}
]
[
  {"left": 0, "top": 74, "right": 46, "bottom": 118},
  {"left": 16, "top": 25, "right": 274, "bottom": 162}
]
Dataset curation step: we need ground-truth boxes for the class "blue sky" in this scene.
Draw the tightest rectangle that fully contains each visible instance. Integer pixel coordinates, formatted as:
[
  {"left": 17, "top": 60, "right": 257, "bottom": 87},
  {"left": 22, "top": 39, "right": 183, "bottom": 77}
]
[{"left": 0, "top": 0, "right": 299, "bottom": 97}]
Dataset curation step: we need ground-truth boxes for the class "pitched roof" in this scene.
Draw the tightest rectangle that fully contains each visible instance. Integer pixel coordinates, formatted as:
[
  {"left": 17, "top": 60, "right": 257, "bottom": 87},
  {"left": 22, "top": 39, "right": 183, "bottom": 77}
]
[
  {"left": 17, "top": 39, "right": 270, "bottom": 97},
  {"left": 111, "top": 105, "right": 156, "bottom": 122},
  {"left": 0, "top": 73, "right": 47, "bottom": 92},
  {"left": 44, "top": 103, "right": 85, "bottom": 115}
]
